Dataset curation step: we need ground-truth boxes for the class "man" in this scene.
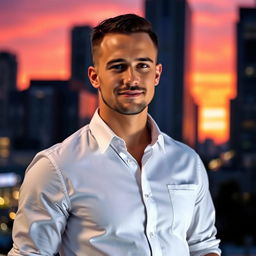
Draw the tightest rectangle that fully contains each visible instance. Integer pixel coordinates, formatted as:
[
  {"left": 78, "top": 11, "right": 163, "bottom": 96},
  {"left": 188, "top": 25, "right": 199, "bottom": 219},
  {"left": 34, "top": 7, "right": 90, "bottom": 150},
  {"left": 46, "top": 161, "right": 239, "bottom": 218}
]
[{"left": 9, "top": 14, "right": 221, "bottom": 256}]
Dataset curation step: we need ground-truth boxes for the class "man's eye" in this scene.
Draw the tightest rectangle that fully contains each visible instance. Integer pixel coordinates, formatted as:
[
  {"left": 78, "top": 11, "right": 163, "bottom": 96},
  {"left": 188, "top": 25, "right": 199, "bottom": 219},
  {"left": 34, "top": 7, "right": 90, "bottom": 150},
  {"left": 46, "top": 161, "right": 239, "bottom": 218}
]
[
  {"left": 110, "top": 64, "right": 126, "bottom": 71},
  {"left": 137, "top": 63, "right": 149, "bottom": 69}
]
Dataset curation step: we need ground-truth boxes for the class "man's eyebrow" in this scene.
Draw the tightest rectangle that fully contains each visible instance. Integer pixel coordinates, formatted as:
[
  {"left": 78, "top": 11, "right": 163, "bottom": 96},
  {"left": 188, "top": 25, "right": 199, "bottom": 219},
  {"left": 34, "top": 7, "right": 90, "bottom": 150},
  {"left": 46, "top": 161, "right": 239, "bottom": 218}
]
[
  {"left": 106, "top": 58, "right": 126, "bottom": 67},
  {"left": 106, "top": 57, "right": 154, "bottom": 67},
  {"left": 135, "top": 57, "right": 153, "bottom": 63}
]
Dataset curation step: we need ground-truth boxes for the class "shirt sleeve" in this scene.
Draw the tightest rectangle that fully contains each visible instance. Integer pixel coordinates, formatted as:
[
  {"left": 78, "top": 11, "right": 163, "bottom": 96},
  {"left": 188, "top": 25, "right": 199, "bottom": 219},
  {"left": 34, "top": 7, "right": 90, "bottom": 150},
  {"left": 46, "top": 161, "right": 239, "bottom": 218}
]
[
  {"left": 186, "top": 155, "right": 221, "bottom": 256},
  {"left": 8, "top": 154, "right": 70, "bottom": 256}
]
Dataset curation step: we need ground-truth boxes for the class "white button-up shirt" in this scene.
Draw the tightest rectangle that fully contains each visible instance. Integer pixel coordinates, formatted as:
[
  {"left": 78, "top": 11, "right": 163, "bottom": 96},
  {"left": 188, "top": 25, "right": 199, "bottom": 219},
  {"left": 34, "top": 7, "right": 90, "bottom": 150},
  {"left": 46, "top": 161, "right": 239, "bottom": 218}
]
[{"left": 9, "top": 110, "right": 221, "bottom": 256}]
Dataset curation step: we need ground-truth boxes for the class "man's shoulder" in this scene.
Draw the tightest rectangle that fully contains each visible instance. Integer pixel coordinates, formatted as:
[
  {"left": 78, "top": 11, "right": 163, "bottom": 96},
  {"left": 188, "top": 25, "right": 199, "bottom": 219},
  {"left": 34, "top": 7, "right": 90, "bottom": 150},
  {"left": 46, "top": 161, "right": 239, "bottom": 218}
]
[
  {"left": 161, "top": 133, "right": 204, "bottom": 179},
  {"left": 161, "top": 132, "right": 198, "bottom": 158},
  {"left": 35, "top": 124, "right": 94, "bottom": 167}
]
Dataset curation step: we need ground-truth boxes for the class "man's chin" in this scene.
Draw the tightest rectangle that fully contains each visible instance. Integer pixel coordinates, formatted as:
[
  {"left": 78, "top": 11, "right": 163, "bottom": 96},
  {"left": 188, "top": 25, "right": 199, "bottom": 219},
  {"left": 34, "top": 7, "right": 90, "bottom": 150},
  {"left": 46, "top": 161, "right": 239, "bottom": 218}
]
[
  {"left": 114, "top": 105, "right": 147, "bottom": 115},
  {"left": 100, "top": 94, "right": 147, "bottom": 115}
]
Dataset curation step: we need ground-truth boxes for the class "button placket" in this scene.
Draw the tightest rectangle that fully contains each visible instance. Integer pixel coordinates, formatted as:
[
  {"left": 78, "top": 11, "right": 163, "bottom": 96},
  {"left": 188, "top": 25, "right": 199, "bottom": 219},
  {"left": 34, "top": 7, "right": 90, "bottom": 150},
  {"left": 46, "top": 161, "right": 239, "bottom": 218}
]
[
  {"left": 127, "top": 158, "right": 132, "bottom": 165},
  {"left": 119, "top": 152, "right": 127, "bottom": 161},
  {"left": 144, "top": 192, "right": 152, "bottom": 198},
  {"left": 149, "top": 231, "right": 155, "bottom": 238},
  {"left": 141, "top": 170, "right": 153, "bottom": 236},
  {"left": 142, "top": 148, "right": 153, "bottom": 166},
  {"left": 141, "top": 157, "right": 163, "bottom": 256}
]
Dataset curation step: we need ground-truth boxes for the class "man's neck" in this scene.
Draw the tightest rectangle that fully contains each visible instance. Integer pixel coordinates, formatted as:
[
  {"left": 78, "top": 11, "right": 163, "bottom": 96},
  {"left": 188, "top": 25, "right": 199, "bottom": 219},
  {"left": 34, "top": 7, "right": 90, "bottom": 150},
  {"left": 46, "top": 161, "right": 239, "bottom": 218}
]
[{"left": 98, "top": 107, "right": 151, "bottom": 165}]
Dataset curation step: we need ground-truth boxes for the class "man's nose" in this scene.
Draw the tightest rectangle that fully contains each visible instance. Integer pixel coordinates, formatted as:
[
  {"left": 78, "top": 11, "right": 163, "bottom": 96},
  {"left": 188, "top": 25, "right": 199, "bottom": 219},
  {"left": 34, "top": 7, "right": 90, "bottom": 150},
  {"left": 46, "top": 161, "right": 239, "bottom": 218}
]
[{"left": 123, "top": 67, "right": 139, "bottom": 85}]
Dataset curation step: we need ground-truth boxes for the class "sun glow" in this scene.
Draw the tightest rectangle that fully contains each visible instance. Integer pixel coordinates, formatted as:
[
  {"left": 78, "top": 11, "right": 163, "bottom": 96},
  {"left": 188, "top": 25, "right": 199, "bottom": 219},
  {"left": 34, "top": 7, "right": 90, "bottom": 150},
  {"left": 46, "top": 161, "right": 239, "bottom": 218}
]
[{"left": 191, "top": 70, "right": 236, "bottom": 144}]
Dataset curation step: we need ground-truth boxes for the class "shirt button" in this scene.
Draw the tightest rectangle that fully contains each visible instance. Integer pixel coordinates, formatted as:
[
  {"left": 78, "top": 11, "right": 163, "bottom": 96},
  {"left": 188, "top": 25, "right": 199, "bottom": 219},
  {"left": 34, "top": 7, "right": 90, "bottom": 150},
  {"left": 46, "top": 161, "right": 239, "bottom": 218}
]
[
  {"left": 119, "top": 152, "right": 127, "bottom": 159},
  {"left": 149, "top": 232, "right": 154, "bottom": 238},
  {"left": 127, "top": 159, "right": 137, "bottom": 168},
  {"left": 144, "top": 193, "right": 152, "bottom": 198}
]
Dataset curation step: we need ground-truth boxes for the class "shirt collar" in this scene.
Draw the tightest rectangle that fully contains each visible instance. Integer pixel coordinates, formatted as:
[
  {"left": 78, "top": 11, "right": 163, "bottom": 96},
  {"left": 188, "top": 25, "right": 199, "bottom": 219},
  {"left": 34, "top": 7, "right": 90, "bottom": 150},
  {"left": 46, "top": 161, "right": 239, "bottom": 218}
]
[
  {"left": 89, "top": 109, "right": 165, "bottom": 153},
  {"left": 147, "top": 114, "right": 165, "bottom": 152},
  {"left": 89, "top": 109, "right": 118, "bottom": 153}
]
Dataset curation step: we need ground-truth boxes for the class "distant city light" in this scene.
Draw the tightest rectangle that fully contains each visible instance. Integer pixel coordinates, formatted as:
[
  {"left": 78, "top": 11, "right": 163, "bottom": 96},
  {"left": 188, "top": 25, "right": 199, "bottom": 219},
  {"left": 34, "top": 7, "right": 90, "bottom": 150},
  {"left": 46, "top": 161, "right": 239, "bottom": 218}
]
[
  {"left": 243, "top": 192, "right": 251, "bottom": 202},
  {"left": 0, "top": 173, "right": 19, "bottom": 187},
  {"left": 0, "top": 137, "right": 10, "bottom": 158},
  {"left": 12, "top": 190, "right": 19, "bottom": 200},
  {"left": 9, "top": 211, "right": 16, "bottom": 220},
  {"left": 208, "top": 150, "right": 235, "bottom": 171},
  {"left": 35, "top": 90, "right": 46, "bottom": 99},
  {"left": 0, "top": 137, "right": 10, "bottom": 147},
  {"left": 0, "top": 148, "right": 10, "bottom": 158},
  {"left": 245, "top": 66, "right": 255, "bottom": 76},
  {"left": 0, "top": 196, "right": 4, "bottom": 206},
  {"left": 0, "top": 223, "right": 8, "bottom": 231},
  {"left": 221, "top": 150, "right": 235, "bottom": 161},
  {"left": 4, "top": 196, "right": 10, "bottom": 205},
  {"left": 208, "top": 158, "right": 222, "bottom": 171}
]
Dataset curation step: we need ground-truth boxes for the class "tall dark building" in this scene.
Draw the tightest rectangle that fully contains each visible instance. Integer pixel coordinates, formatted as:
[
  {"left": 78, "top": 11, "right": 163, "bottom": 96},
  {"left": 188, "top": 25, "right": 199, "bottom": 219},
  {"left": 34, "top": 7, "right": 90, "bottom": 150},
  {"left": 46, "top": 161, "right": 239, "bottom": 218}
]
[
  {"left": 230, "top": 7, "right": 256, "bottom": 169},
  {"left": 70, "top": 25, "right": 98, "bottom": 127},
  {"left": 11, "top": 80, "right": 79, "bottom": 150},
  {"left": 71, "top": 26, "right": 95, "bottom": 93},
  {"left": 0, "top": 51, "right": 17, "bottom": 133},
  {"left": 145, "top": 0, "right": 196, "bottom": 146}
]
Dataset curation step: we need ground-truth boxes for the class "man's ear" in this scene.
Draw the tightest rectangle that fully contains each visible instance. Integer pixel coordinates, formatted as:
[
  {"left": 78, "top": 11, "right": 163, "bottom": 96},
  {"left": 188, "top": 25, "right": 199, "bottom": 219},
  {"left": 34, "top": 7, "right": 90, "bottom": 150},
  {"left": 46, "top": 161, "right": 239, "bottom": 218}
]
[
  {"left": 88, "top": 66, "right": 100, "bottom": 89},
  {"left": 155, "top": 63, "right": 162, "bottom": 86}
]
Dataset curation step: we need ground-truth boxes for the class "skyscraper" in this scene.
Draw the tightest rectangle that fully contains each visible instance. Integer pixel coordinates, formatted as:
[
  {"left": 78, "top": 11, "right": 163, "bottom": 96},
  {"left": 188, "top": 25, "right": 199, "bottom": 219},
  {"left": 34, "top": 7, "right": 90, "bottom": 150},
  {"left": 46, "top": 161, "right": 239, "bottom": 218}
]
[
  {"left": 145, "top": 0, "right": 196, "bottom": 146},
  {"left": 11, "top": 80, "right": 79, "bottom": 150},
  {"left": 230, "top": 7, "right": 256, "bottom": 169},
  {"left": 70, "top": 25, "right": 98, "bottom": 126},
  {"left": 0, "top": 51, "right": 17, "bottom": 133},
  {"left": 71, "top": 25, "right": 95, "bottom": 93}
]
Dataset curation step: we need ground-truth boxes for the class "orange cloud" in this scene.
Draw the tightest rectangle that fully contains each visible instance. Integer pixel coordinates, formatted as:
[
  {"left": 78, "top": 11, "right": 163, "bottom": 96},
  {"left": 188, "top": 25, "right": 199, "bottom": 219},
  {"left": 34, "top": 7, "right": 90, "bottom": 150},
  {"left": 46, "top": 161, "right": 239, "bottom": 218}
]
[
  {"left": 18, "top": 43, "right": 69, "bottom": 90},
  {"left": 192, "top": 12, "right": 236, "bottom": 27},
  {"left": 190, "top": 0, "right": 255, "bottom": 8},
  {"left": 1, "top": 3, "right": 142, "bottom": 43}
]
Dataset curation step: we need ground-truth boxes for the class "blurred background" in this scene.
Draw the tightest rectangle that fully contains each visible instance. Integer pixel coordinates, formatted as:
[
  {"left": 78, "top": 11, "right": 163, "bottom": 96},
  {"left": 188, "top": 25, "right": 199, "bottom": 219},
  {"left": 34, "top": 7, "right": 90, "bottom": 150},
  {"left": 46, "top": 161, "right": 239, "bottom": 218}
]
[{"left": 0, "top": 0, "right": 256, "bottom": 255}]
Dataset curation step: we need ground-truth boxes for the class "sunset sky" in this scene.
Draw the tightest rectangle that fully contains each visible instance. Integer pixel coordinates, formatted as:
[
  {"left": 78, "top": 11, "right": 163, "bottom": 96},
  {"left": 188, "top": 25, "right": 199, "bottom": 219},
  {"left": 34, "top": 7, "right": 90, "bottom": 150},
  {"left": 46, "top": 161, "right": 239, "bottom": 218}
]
[{"left": 0, "top": 0, "right": 255, "bottom": 144}]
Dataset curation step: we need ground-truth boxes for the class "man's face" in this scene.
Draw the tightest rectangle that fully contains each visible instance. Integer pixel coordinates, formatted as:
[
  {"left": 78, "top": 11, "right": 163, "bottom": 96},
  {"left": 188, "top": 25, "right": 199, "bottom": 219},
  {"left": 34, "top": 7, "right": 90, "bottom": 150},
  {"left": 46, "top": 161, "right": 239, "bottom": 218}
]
[{"left": 89, "top": 32, "right": 162, "bottom": 115}]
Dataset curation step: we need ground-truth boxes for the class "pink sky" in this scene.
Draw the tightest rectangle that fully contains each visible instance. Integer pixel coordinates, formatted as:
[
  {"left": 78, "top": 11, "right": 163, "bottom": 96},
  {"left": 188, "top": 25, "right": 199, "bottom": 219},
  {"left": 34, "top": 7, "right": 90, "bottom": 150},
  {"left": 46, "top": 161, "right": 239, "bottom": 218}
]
[{"left": 0, "top": 0, "right": 255, "bottom": 143}]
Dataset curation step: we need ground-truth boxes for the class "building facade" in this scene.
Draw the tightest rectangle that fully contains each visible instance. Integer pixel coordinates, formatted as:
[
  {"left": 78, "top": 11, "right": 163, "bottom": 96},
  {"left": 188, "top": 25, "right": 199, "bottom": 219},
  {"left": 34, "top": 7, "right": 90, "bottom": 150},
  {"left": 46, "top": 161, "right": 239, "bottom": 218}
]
[
  {"left": 230, "top": 7, "right": 256, "bottom": 169},
  {"left": 0, "top": 51, "right": 17, "bottom": 134},
  {"left": 10, "top": 80, "right": 79, "bottom": 150},
  {"left": 145, "top": 0, "right": 196, "bottom": 147}
]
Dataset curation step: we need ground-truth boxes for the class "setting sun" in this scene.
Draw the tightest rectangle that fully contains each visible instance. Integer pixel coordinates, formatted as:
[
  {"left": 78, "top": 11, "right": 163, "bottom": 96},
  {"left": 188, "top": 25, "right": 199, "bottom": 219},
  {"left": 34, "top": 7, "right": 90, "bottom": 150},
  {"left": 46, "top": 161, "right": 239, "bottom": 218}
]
[{"left": 191, "top": 71, "right": 236, "bottom": 144}]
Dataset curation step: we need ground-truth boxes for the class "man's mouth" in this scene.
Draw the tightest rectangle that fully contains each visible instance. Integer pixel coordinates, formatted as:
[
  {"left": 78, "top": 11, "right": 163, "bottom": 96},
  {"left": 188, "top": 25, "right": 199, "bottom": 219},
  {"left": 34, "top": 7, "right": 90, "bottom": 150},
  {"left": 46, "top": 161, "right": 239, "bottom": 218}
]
[
  {"left": 117, "top": 90, "right": 145, "bottom": 97},
  {"left": 117, "top": 86, "right": 146, "bottom": 97}
]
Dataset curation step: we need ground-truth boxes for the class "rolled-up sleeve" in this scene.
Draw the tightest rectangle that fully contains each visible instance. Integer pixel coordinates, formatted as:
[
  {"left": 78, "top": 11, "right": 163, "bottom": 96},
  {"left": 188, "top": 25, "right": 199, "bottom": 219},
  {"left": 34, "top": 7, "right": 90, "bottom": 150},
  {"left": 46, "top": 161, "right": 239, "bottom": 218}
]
[
  {"left": 8, "top": 154, "right": 70, "bottom": 256},
  {"left": 187, "top": 155, "right": 221, "bottom": 256}
]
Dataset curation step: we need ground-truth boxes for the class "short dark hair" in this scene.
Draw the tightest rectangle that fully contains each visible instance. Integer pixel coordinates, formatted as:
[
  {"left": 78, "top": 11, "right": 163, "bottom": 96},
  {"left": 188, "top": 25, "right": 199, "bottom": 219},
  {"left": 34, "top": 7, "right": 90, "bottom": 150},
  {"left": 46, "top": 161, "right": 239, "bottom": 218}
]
[{"left": 91, "top": 13, "right": 158, "bottom": 63}]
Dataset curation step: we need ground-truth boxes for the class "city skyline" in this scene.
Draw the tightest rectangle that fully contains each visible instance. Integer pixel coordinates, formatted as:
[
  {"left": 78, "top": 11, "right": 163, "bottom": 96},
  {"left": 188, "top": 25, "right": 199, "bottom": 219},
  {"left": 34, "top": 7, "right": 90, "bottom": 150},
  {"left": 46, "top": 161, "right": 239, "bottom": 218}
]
[{"left": 0, "top": 0, "right": 255, "bottom": 144}]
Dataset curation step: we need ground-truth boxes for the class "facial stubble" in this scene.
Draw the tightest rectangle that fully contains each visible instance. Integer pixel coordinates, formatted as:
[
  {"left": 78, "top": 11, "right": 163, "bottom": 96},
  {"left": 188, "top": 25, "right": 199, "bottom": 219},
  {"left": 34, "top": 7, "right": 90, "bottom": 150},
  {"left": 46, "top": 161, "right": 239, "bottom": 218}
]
[{"left": 99, "top": 87, "right": 149, "bottom": 115}]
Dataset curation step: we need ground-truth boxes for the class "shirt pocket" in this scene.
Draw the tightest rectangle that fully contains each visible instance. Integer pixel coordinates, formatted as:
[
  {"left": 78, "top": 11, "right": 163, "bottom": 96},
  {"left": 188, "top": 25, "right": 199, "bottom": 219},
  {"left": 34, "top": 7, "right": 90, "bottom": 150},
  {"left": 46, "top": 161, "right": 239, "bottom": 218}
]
[{"left": 167, "top": 184, "right": 198, "bottom": 236}]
